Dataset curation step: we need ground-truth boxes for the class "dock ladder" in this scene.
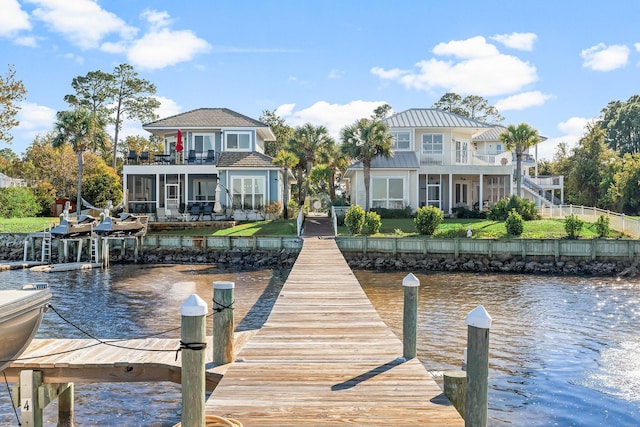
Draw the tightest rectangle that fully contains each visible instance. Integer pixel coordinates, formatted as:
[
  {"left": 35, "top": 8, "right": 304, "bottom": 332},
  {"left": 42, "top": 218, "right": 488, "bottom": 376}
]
[{"left": 41, "top": 225, "right": 52, "bottom": 263}]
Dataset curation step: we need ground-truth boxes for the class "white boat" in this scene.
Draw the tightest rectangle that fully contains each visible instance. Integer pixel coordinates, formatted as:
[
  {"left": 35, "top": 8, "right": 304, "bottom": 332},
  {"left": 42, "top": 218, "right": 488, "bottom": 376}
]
[{"left": 0, "top": 284, "right": 51, "bottom": 371}]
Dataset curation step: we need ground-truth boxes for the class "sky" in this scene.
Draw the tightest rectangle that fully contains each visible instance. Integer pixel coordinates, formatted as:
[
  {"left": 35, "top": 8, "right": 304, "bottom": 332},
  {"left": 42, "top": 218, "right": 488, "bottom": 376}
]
[{"left": 2, "top": 0, "right": 640, "bottom": 160}]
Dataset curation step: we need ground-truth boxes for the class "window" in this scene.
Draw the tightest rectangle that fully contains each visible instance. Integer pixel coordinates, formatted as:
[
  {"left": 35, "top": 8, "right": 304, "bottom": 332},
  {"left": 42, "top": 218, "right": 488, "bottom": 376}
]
[
  {"left": 193, "top": 134, "right": 214, "bottom": 154},
  {"left": 372, "top": 177, "right": 404, "bottom": 209},
  {"left": 193, "top": 178, "right": 216, "bottom": 201},
  {"left": 422, "top": 134, "right": 443, "bottom": 154},
  {"left": 226, "top": 132, "right": 251, "bottom": 151},
  {"left": 392, "top": 132, "right": 411, "bottom": 150},
  {"left": 232, "top": 177, "right": 265, "bottom": 210}
]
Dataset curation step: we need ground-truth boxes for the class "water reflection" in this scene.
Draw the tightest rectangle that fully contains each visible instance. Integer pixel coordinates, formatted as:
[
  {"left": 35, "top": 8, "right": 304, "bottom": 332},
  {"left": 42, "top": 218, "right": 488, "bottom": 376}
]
[
  {"left": 0, "top": 264, "right": 287, "bottom": 426},
  {"left": 355, "top": 271, "right": 640, "bottom": 426}
]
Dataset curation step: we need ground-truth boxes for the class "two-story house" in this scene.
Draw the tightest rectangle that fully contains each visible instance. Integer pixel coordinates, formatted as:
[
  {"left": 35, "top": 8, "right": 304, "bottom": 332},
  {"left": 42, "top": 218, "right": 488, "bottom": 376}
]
[
  {"left": 343, "top": 108, "right": 563, "bottom": 215},
  {"left": 122, "top": 108, "right": 293, "bottom": 220}
]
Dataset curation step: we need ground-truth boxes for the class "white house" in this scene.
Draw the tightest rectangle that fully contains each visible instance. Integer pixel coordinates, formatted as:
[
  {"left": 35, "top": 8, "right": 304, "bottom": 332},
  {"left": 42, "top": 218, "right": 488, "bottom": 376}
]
[
  {"left": 122, "top": 108, "right": 294, "bottom": 220},
  {"left": 343, "top": 108, "right": 563, "bottom": 215}
]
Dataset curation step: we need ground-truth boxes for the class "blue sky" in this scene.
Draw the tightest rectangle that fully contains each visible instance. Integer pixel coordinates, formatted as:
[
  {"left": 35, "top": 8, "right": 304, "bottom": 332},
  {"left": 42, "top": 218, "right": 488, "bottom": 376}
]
[{"left": 2, "top": 0, "right": 640, "bottom": 160}]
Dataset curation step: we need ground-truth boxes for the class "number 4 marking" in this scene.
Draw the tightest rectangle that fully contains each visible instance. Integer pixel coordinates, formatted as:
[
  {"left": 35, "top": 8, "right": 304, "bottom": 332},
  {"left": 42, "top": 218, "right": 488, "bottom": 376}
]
[{"left": 21, "top": 398, "right": 32, "bottom": 412}]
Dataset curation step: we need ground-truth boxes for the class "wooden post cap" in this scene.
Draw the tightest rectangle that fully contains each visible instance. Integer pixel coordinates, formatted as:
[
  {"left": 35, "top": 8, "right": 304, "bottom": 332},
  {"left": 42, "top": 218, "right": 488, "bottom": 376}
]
[
  {"left": 466, "top": 305, "right": 492, "bottom": 329},
  {"left": 402, "top": 272, "right": 420, "bottom": 287},
  {"left": 181, "top": 294, "right": 208, "bottom": 316}
]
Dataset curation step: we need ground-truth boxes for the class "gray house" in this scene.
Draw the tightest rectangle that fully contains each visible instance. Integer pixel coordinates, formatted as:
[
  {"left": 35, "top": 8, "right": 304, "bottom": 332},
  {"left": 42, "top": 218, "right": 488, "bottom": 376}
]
[{"left": 122, "top": 108, "right": 293, "bottom": 220}]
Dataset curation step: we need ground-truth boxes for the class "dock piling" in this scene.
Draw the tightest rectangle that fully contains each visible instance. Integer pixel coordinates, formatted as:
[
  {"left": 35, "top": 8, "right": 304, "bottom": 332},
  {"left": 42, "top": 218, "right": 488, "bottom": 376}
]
[
  {"left": 180, "top": 294, "right": 208, "bottom": 427},
  {"left": 464, "top": 305, "right": 492, "bottom": 427},
  {"left": 402, "top": 273, "right": 420, "bottom": 359},
  {"left": 213, "top": 281, "right": 235, "bottom": 365}
]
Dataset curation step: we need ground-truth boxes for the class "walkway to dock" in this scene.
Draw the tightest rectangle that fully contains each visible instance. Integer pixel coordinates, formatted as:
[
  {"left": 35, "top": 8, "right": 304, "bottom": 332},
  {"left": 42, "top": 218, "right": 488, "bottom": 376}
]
[{"left": 205, "top": 236, "right": 463, "bottom": 426}]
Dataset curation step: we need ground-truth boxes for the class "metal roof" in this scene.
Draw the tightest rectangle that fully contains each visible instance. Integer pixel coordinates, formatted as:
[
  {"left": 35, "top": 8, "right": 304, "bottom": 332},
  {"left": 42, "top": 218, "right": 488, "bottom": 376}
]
[
  {"left": 344, "top": 151, "right": 419, "bottom": 173},
  {"left": 384, "top": 108, "right": 493, "bottom": 129}
]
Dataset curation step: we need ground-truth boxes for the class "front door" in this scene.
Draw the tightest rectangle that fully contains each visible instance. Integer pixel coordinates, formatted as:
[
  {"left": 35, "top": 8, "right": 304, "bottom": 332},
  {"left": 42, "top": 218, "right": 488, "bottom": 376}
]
[
  {"left": 165, "top": 183, "right": 179, "bottom": 209},
  {"left": 455, "top": 182, "right": 470, "bottom": 207}
]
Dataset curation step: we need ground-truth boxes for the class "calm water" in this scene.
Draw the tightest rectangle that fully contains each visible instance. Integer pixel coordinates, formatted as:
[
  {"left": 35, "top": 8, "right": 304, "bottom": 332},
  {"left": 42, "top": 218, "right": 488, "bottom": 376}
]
[{"left": 1, "top": 266, "right": 639, "bottom": 426}]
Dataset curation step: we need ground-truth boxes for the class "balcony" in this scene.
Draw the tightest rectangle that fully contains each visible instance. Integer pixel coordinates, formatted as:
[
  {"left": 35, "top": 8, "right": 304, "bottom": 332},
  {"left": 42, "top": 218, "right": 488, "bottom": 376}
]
[
  {"left": 420, "top": 150, "right": 512, "bottom": 167},
  {"left": 125, "top": 150, "right": 217, "bottom": 166}
]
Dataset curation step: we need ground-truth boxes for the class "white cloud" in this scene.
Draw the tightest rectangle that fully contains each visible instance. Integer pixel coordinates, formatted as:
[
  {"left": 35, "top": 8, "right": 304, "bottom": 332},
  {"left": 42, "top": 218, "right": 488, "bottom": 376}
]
[
  {"left": 636, "top": 42, "right": 640, "bottom": 52},
  {"left": 372, "top": 36, "right": 537, "bottom": 97},
  {"left": 0, "top": 0, "right": 31, "bottom": 37},
  {"left": 154, "top": 96, "right": 182, "bottom": 119},
  {"left": 495, "top": 91, "right": 553, "bottom": 111},
  {"left": 536, "top": 116, "right": 592, "bottom": 160},
  {"left": 29, "top": 0, "right": 137, "bottom": 50},
  {"left": 491, "top": 32, "right": 537, "bottom": 51},
  {"left": 141, "top": 9, "right": 172, "bottom": 29},
  {"left": 277, "top": 100, "right": 389, "bottom": 140},
  {"left": 581, "top": 43, "right": 629, "bottom": 71},
  {"left": 328, "top": 69, "right": 343, "bottom": 79},
  {"left": 127, "top": 28, "right": 211, "bottom": 70},
  {"left": 11, "top": 102, "right": 57, "bottom": 155},
  {"left": 113, "top": 96, "right": 182, "bottom": 141}
]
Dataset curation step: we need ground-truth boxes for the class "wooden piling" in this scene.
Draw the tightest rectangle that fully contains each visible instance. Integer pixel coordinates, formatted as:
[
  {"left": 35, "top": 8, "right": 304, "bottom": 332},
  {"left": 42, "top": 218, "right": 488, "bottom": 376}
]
[
  {"left": 181, "top": 294, "right": 208, "bottom": 427},
  {"left": 58, "top": 383, "right": 74, "bottom": 427},
  {"left": 19, "top": 370, "right": 43, "bottom": 427},
  {"left": 444, "top": 370, "right": 466, "bottom": 418},
  {"left": 402, "top": 273, "right": 420, "bottom": 359},
  {"left": 213, "top": 281, "right": 235, "bottom": 365},
  {"left": 464, "top": 305, "right": 492, "bottom": 427}
]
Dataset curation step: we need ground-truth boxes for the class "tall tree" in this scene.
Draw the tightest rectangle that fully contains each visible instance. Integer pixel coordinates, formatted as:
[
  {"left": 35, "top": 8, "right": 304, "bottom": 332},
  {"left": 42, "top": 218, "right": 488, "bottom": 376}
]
[
  {"left": 64, "top": 64, "right": 160, "bottom": 169},
  {"left": 599, "top": 95, "right": 640, "bottom": 155},
  {"left": 566, "top": 124, "right": 617, "bottom": 207},
  {"left": 52, "top": 109, "right": 108, "bottom": 217},
  {"left": 372, "top": 103, "right": 392, "bottom": 120},
  {"left": 340, "top": 118, "right": 393, "bottom": 211},
  {"left": 289, "top": 123, "right": 335, "bottom": 201},
  {"left": 259, "top": 109, "right": 294, "bottom": 157},
  {"left": 500, "top": 123, "right": 540, "bottom": 197},
  {"left": 0, "top": 65, "right": 27, "bottom": 145},
  {"left": 433, "top": 92, "right": 504, "bottom": 124}
]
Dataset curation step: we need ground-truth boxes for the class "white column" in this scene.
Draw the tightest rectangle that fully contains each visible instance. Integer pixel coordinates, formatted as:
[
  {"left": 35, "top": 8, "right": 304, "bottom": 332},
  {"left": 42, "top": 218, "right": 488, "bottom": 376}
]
[{"left": 448, "top": 173, "right": 453, "bottom": 215}]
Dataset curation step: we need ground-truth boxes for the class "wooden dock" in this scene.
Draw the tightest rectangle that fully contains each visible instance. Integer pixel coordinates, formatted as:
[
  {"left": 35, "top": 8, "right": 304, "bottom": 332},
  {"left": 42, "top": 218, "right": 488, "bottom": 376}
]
[
  {"left": 205, "top": 237, "right": 463, "bottom": 426},
  {"left": 4, "top": 331, "right": 257, "bottom": 390}
]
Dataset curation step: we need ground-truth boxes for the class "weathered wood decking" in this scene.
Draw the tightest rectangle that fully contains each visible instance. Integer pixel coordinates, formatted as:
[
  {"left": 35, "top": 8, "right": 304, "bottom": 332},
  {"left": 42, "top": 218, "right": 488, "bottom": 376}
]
[
  {"left": 205, "top": 237, "right": 463, "bottom": 426},
  {"left": 4, "top": 331, "right": 257, "bottom": 390}
]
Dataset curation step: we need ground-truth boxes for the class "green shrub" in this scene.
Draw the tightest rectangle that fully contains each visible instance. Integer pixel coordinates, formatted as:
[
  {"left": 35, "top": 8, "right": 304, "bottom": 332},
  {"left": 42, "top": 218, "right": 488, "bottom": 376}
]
[
  {"left": 488, "top": 195, "right": 539, "bottom": 221},
  {"left": 414, "top": 205, "right": 443, "bottom": 235},
  {"left": 361, "top": 211, "right": 382, "bottom": 235},
  {"left": 287, "top": 200, "right": 299, "bottom": 219},
  {"left": 0, "top": 187, "right": 41, "bottom": 218},
  {"left": 595, "top": 214, "right": 610, "bottom": 237},
  {"left": 371, "top": 206, "right": 413, "bottom": 219},
  {"left": 564, "top": 213, "right": 584, "bottom": 239},
  {"left": 505, "top": 209, "right": 524, "bottom": 236},
  {"left": 344, "top": 205, "right": 366, "bottom": 234},
  {"left": 331, "top": 196, "right": 349, "bottom": 206}
]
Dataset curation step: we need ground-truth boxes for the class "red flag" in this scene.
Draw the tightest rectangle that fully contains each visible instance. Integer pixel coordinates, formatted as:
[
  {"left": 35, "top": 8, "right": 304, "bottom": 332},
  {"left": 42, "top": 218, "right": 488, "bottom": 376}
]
[{"left": 176, "top": 129, "right": 183, "bottom": 152}]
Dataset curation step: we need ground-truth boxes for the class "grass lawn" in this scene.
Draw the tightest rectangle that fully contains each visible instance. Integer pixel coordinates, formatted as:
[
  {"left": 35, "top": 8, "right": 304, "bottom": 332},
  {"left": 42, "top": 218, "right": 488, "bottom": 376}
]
[
  {"left": 0, "top": 216, "right": 624, "bottom": 239},
  {"left": 339, "top": 218, "right": 625, "bottom": 239}
]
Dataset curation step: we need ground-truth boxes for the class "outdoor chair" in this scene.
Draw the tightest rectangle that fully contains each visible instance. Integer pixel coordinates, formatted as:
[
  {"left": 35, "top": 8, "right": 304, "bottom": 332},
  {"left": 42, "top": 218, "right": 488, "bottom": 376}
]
[
  {"left": 202, "top": 204, "right": 213, "bottom": 220},
  {"left": 127, "top": 150, "right": 138, "bottom": 164},
  {"left": 204, "top": 150, "right": 215, "bottom": 164},
  {"left": 187, "top": 150, "right": 197, "bottom": 164},
  {"left": 189, "top": 204, "right": 202, "bottom": 221},
  {"left": 139, "top": 151, "right": 149, "bottom": 164}
]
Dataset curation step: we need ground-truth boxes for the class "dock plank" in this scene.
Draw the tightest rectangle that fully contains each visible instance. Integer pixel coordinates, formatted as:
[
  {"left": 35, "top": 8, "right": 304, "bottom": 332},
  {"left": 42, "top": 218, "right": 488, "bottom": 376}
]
[{"left": 205, "top": 238, "right": 463, "bottom": 426}]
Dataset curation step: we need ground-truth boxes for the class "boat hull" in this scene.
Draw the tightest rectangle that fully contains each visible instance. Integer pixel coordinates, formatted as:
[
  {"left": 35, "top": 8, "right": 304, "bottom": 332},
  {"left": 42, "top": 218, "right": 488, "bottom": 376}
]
[{"left": 0, "top": 287, "right": 51, "bottom": 371}]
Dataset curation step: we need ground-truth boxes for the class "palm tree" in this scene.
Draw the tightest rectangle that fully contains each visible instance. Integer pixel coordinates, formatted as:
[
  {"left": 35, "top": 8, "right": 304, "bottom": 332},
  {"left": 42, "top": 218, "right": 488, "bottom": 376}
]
[
  {"left": 500, "top": 123, "right": 540, "bottom": 197},
  {"left": 289, "top": 124, "right": 335, "bottom": 201},
  {"left": 52, "top": 109, "right": 108, "bottom": 217},
  {"left": 340, "top": 118, "right": 393, "bottom": 211},
  {"left": 273, "top": 149, "right": 299, "bottom": 218}
]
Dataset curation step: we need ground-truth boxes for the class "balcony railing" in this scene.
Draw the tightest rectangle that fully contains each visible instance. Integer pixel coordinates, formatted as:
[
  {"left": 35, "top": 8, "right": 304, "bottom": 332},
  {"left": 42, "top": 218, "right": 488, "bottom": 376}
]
[{"left": 419, "top": 150, "right": 513, "bottom": 166}]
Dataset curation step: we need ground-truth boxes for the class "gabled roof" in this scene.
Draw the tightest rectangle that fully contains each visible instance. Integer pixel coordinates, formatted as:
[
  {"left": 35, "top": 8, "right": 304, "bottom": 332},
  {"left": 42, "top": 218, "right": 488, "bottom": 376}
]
[
  {"left": 216, "top": 151, "right": 278, "bottom": 169},
  {"left": 472, "top": 125, "right": 506, "bottom": 141},
  {"left": 144, "top": 108, "right": 268, "bottom": 129},
  {"left": 345, "top": 151, "right": 419, "bottom": 173},
  {"left": 384, "top": 108, "right": 493, "bottom": 129}
]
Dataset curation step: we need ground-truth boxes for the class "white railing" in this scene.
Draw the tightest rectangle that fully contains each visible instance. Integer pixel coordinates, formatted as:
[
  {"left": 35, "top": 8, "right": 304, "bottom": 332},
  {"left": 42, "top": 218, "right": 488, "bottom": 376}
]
[
  {"left": 540, "top": 205, "right": 640, "bottom": 239},
  {"left": 420, "top": 149, "right": 512, "bottom": 167},
  {"left": 331, "top": 206, "right": 338, "bottom": 237}
]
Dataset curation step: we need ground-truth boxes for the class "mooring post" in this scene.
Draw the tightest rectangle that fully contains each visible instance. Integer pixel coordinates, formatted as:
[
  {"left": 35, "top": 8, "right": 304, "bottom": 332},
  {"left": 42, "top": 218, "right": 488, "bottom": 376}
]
[
  {"left": 213, "top": 281, "right": 235, "bottom": 365},
  {"left": 180, "top": 294, "right": 208, "bottom": 427},
  {"left": 464, "top": 305, "right": 492, "bottom": 427},
  {"left": 58, "top": 383, "right": 74, "bottom": 427},
  {"left": 402, "top": 273, "right": 420, "bottom": 359},
  {"left": 444, "top": 370, "right": 466, "bottom": 418}
]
